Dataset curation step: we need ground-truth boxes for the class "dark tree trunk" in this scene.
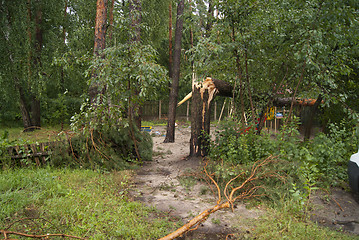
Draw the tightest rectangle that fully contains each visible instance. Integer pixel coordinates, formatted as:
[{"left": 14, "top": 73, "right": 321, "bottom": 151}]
[
  {"left": 31, "top": 96, "right": 41, "bottom": 127},
  {"left": 15, "top": 80, "right": 32, "bottom": 130},
  {"left": 187, "top": 78, "right": 233, "bottom": 157},
  {"left": 190, "top": 86, "right": 211, "bottom": 157},
  {"left": 231, "top": 24, "right": 245, "bottom": 122},
  {"left": 129, "top": 0, "right": 141, "bottom": 43},
  {"left": 304, "top": 94, "right": 323, "bottom": 141},
  {"left": 212, "top": 79, "right": 233, "bottom": 97},
  {"left": 164, "top": 0, "right": 185, "bottom": 143},
  {"left": 31, "top": 4, "right": 43, "bottom": 127},
  {"left": 129, "top": 0, "right": 142, "bottom": 129},
  {"left": 205, "top": 0, "right": 214, "bottom": 35},
  {"left": 108, "top": 0, "right": 115, "bottom": 42},
  {"left": 168, "top": 1, "right": 173, "bottom": 79}
]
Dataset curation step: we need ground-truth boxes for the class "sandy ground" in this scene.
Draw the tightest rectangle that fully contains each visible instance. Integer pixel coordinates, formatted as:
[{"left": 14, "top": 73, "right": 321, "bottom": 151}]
[{"left": 130, "top": 124, "right": 359, "bottom": 239}]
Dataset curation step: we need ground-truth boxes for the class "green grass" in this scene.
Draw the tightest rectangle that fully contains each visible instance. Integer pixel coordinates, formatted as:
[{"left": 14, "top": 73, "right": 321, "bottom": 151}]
[
  {"left": 0, "top": 167, "right": 181, "bottom": 239},
  {"left": 0, "top": 125, "right": 70, "bottom": 144},
  {"left": 232, "top": 202, "right": 358, "bottom": 240}
]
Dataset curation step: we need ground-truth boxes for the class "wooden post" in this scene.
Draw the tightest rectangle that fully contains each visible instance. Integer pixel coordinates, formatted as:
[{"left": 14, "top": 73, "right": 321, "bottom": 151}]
[
  {"left": 274, "top": 107, "right": 277, "bottom": 133},
  {"left": 159, "top": 100, "right": 162, "bottom": 119},
  {"left": 214, "top": 101, "right": 217, "bottom": 121},
  {"left": 186, "top": 101, "right": 190, "bottom": 121},
  {"left": 218, "top": 100, "right": 226, "bottom": 124}
]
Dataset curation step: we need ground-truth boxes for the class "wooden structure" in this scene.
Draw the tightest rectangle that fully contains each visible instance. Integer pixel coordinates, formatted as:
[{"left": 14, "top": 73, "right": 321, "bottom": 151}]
[{"left": 6, "top": 142, "right": 56, "bottom": 167}]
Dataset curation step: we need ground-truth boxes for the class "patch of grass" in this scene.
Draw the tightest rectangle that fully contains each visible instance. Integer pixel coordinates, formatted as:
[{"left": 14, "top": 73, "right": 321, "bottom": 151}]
[
  {"left": 178, "top": 175, "right": 197, "bottom": 191},
  {"left": 211, "top": 218, "right": 221, "bottom": 225},
  {"left": 0, "top": 125, "right": 70, "bottom": 144},
  {"left": 233, "top": 203, "right": 357, "bottom": 240},
  {"left": 0, "top": 167, "right": 181, "bottom": 239},
  {"left": 142, "top": 120, "right": 167, "bottom": 126}
]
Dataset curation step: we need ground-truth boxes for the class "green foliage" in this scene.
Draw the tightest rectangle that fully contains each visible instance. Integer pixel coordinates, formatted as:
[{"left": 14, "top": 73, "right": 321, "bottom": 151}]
[
  {"left": 0, "top": 131, "right": 13, "bottom": 168},
  {"left": 50, "top": 124, "right": 153, "bottom": 170},
  {"left": 300, "top": 121, "right": 359, "bottom": 186},
  {"left": 209, "top": 118, "right": 358, "bottom": 219},
  {"left": 211, "top": 119, "right": 357, "bottom": 186},
  {"left": 0, "top": 168, "right": 180, "bottom": 239}
]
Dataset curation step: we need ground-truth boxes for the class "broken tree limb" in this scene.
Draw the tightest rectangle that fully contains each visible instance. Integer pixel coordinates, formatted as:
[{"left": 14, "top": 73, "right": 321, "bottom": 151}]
[
  {"left": 177, "top": 77, "right": 233, "bottom": 107},
  {"left": 0, "top": 230, "right": 86, "bottom": 239},
  {"left": 159, "top": 156, "right": 275, "bottom": 240},
  {"left": 158, "top": 202, "right": 231, "bottom": 240}
]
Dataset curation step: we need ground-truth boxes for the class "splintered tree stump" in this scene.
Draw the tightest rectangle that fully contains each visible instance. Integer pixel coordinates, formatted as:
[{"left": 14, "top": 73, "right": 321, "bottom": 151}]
[
  {"left": 179, "top": 77, "right": 233, "bottom": 157},
  {"left": 190, "top": 86, "right": 212, "bottom": 157}
]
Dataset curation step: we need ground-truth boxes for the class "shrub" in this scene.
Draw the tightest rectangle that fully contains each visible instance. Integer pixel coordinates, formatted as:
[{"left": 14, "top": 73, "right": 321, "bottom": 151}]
[{"left": 49, "top": 124, "right": 152, "bottom": 170}]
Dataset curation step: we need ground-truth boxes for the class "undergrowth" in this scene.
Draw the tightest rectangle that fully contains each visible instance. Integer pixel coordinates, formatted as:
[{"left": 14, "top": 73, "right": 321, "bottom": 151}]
[
  {"left": 208, "top": 119, "right": 359, "bottom": 238},
  {"left": 0, "top": 168, "right": 181, "bottom": 239},
  {"left": 0, "top": 124, "right": 153, "bottom": 171}
]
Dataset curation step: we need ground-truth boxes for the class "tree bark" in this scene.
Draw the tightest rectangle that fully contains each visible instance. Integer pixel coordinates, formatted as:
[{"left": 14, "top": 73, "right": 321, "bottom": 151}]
[
  {"left": 30, "top": 96, "right": 41, "bottom": 128},
  {"left": 164, "top": 0, "right": 185, "bottom": 143},
  {"left": 108, "top": 0, "right": 115, "bottom": 43},
  {"left": 129, "top": 0, "right": 142, "bottom": 129},
  {"left": 94, "top": 0, "right": 108, "bottom": 56},
  {"left": 231, "top": 24, "right": 245, "bottom": 122},
  {"left": 304, "top": 94, "right": 323, "bottom": 141},
  {"left": 31, "top": 4, "right": 43, "bottom": 127},
  {"left": 89, "top": 0, "right": 108, "bottom": 104},
  {"left": 168, "top": 1, "right": 173, "bottom": 79},
  {"left": 190, "top": 86, "right": 212, "bottom": 157},
  {"left": 205, "top": 0, "right": 214, "bottom": 35},
  {"left": 129, "top": 0, "right": 141, "bottom": 43},
  {"left": 15, "top": 80, "right": 32, "bottom": 130}
]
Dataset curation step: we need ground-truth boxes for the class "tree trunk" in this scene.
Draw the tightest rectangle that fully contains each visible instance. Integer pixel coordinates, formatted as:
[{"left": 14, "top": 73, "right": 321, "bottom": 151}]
[
  {"left": 31, "top": 4, "right": 43, "bottom": 128},
  {"left": 31, "top": 96, "right": 41, "bottom": 127},
  {"left": 190, "top": 86, "right": 212, "bottom": 157},
  {"left": 164, "top": 0, "right": 185, "bottom": 143},
  {"left": 168, "top": 1, "right": 173, "bottom": 79},
  {"left": 94, "top": 0, "right": 108, "bottom": 56},
  {"left": 244, "top": 46, "right": 255, "bottom": 118},
  {"left": 108, "top": 0, "right": 115, "bottom": 43},
  {"left": 304, "top": 94, "right": 323, "bottom": 141},
  {"left": 89, "top": 0, "right": 108, "bottom": 104},
  {"left": 231, "top": 24, "right": 245, "bottom": 122},
  {"left": 129, "top": 0, "right": 142, "bottom": 129},
  {"left": 205, "top": 0, "right": 214, "bottom": 35},
  {"left": 129, "top": 0, "right": 141, "bottom": 43},
  {"left": 15, "top": 80, "right": 32, "bottom": 130}
]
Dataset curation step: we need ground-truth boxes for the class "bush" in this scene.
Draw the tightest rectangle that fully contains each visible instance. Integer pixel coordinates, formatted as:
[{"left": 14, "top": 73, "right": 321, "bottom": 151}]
[
  {"left": 300, "top": 122, "right": 358, "bottom": 186},
  {"left": 208, "top": 119, "right": 358, "bottom": 207},
  {"left": 49, "top": 124, "right": 152, "bottom": 170}
]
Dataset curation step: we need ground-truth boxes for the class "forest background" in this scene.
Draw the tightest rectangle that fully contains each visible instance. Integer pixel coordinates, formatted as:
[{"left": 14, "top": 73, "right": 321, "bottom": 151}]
[{"left": 0, "top": 0, "right": 359, "bottom": 239}]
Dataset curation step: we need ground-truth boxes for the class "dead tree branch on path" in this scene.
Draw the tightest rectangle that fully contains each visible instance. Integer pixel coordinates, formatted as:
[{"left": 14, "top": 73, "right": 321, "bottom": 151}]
[
  {"left": 159, "top": 155, "right": 276, "bottom": 240},
  {"left": 0, "top": 229, "right": 86, "bottom": 240}
]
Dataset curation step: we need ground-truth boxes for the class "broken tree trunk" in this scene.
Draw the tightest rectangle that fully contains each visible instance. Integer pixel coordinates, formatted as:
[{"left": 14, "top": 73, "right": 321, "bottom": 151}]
[
  {"left": 190, "top": 86, "right": 211, "bottom": 157},
  {"left": 183, "top": 78, "right": 232, "bottom": 157},
  {"left": 304, "top": 94, "right": 323, "bottom": 141}
]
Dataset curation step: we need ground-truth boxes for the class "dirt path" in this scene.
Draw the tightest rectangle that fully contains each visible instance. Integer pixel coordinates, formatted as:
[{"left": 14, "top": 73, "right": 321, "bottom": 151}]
[
  {"left": 130, "top": 124, "right": 359, "bottom": 239},
  {"left": 130, "top": 125, "right": 261, "bottom": 239}
]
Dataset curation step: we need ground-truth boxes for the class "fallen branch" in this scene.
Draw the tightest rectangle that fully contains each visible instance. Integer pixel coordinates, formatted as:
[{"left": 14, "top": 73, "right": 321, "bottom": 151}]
[
  {"left": 159, "top": 156, "right": 276, "bottom": 240},
  {"left": 0, "top": 230, "right": 86, "bottom": 240}
]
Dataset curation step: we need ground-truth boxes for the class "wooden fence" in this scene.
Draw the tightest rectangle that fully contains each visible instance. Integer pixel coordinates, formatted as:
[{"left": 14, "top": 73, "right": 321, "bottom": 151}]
[
  {"left": 6, "top": 142, "right": 55, "bottom": 166},
  {"left": 142, "top": 100, "right": 232, "bottom": 121}
]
